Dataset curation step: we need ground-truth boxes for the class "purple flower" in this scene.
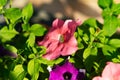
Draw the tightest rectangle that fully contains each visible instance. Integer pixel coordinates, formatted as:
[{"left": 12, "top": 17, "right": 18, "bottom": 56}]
[
  {"left": 49, "top": 60, "right": 85, "bottom": 80},
  {"left": 0, "top": 45, "right": 17, "bottom": 58}
]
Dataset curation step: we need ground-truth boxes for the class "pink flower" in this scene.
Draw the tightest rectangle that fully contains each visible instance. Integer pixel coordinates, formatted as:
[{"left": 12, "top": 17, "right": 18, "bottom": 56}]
[
  {"left": 92, "top": 62, "right": 120, "bottom": 80},
  {"left": 38, "top": 19, "right": 81, "bottom": 60}
]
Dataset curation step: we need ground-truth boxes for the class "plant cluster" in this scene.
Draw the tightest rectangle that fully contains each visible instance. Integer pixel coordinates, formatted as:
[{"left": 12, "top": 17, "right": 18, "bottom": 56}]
[{"left": 0, "top": 0, "right": 120, "bottom": 80}]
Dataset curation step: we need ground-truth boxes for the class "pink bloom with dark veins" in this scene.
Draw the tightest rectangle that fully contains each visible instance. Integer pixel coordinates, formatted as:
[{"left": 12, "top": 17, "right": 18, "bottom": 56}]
[
  {"left": 38, "top": 19, "right": 81, "bottom": 60},
  {"left": 92, "top": 62, "right": 120, "bottom": 80}
]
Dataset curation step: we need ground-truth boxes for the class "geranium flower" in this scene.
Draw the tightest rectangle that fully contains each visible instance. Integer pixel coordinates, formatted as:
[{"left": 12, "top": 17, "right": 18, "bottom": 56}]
[
  {"left": 48, "top": 60, "right": 85, "bottom": 80},
  {"left": 38, "top": 19, "right": 81, "bottom": 60},
  {"left": 0, "top": 45, "right": 17, "bottom": 58},
  {"left": 92, "top": 62, "right": 120, "bottom": 80}
]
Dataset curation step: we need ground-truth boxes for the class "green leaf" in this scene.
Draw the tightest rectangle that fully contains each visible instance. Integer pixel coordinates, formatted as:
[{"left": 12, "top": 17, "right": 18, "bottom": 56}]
[
  {"left": 102, "top": 8, "right": 112, "bottom": 18},
  {"left": 93, "top": 42, "right": 104, "bottom": 48},
  {"left": 4, "top": 8, "right": 22, "bottom": 23},
  {"left": 0, "top": 26, "right": 18, "bottom": 42},
  {"left": 109, "top": 39, "right": 120, "bottom": 48},
  {"left": 83, "top": 47, "right": 97, "bottom": 72},
  {"left": 28, "top": 59, "right": 40, "bottom": 80},
  {"left": 54, "top": 58, "right": 64, "bottom": 64},
  {"left": 5, "top": 44, "right": 17, "bottom": 53},
  {"left": 102, "top": 45, "right": 116, "bottom": 56},
  {"left": 96, "top": 30, "right": 105, "bottom": 43},
  {"left": 112, "top": 3, "right": 120, "bottom": 15},
  {"left": 22, "top": 3, "right": 33, "bottom": 23},
  {"left": 83, "top": 47, "right": 97, "bottom": 59},
  {"left": 30, "top": 24, "right": 47, "bottom": 36},
  {"left": 77, "top": 37, "right": 84, "bottom": 49},
  {"left": 9, "top": 65, "right": 26, "bottom": 80},
  {"left": 22, "top": 23, "right": 30, "bottom": 31},
  {"left": 84, "top": 18, "right": 97, "bottom": 28},
  {"left": 0, "top": 0, "right": 7, "bottom": 7},
  {"left": 0, "top": 58, "right": 3, "bottom": 63},
  {"left": 98, "top": 0, "right": 113, "bottom": 9},
  {"left": 28, "top": 54, "right": 35, "bottom": 59},
  {"left": 77, "top": 27, "right": 83, "bottom": 36},
  {"left": 26, "top": 33, "right": 35, "bottom": 47},
  {"left": 103, "top": 16, "right": 118, "bottom": 36},
  {"left": 89, "top": 27, "right": 95, "bottom": 35},
  {"left": 83, "top": 34, "right": 89, "bottom": 44}
]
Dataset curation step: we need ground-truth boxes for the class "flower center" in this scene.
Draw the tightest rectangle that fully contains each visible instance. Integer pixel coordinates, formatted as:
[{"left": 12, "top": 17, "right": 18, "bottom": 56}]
[
  {"left": 59, "top": 35, "right": 64, "bottom": 43},
  {"left": 63, "top": 72, "right": 72, "bottom": 80}
]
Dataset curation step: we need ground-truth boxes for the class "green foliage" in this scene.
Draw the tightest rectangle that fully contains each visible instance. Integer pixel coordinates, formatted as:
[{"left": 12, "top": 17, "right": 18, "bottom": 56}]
[
  {"left": 9, "top": 65, "right": 26, "bottom": 80},
  {"left": 103, "top": 16, "right": 118, "bottom": 36},
  {"left": 22, "top": 3, "right": 33, "bottom": 23},
  {"left": 28, "top": 59, "right": 40, "bottom": 80},
  {"left": 26, "top": 33, "right": 35, "bottom": 47},
  {"left": 0, "top": 26, "right": 18, "bottom": 42},
  {"left": 29, "top": 24, "right": 47, "bottom": 36},
  {"left": 98, "top": 0, "right": 113, "bottom": 9},
  {"left": 109, "top": 39, "right": 120, "bottom": 48},
  {"left": 0, "top": 0, "right": 120, "bottom": 80},
  {"left": 4, "top": 8, "right": 22, "bottom": 23},
  {"left": 0, "top": 0, "right": 7, "bottom": 9}
]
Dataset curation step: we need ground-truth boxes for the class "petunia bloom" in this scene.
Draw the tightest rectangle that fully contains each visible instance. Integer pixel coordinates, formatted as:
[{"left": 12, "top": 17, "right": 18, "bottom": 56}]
[
  {"left": 92, "top": 62, "right": 120, "bottom": 80},
  {"left": 48, "top": 60, "right": 85, "bottom": 80},
  {"left": 38, "top": 19, "right": 81, "bottom": 60}
]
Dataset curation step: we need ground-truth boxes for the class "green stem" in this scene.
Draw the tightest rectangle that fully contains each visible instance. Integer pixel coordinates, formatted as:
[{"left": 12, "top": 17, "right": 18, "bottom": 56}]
[{"left": 4, "top": 17, "right": 9, "bottom": 25}]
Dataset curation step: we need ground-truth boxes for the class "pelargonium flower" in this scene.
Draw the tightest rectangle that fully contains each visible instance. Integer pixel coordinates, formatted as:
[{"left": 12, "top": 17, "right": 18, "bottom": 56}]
[
  {"left": 38, "top": 19, "right": 81, "bottom": 60},
  {"left": 92, "top": 62, "right": 120, "bottom": 80},
  {"left": 48, "top": 60, "right": 85, "bottom": 80}
]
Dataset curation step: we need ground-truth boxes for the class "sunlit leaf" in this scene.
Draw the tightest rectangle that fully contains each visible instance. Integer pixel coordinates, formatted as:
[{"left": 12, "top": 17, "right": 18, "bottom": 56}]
[
  {"left": 102, "top": 8, "right": 112, "bottom": 18},
  {"left": 0, "top": 26, "right": 18, "bottom": 42},
  {"left": 83, "top": 47, "right": 97, "bottom": 59},
  {"left": 9, "top": 65, "right": 26, "bottom": 80},
  {"left": 102, "top": 45, "right": 116, "bottom": 56},
  {"left": 26, "top": 33, "right": 35, "bottom": 47},
  {"left": 112, "top": 3, "right": 120, "bottom": 15},
  {"left": 4, "top": 8, "right": 22, "bottom": 23},
  {"left": 28, "top": 59, "right": 40, "bottom": 80},
  {"left": 98, "top": 0, "right": 113, "bottom": 9},
  {"left": 0, "top": 0, "right": 7, "bottom": 7},
  {"left": 30, "top": 24, "right": 47, "bottom": 36},
  {"left": 109, "top": 39, "right": 120, "bottom": 48},
  {"left": 22, "top": 3, "right": 33, "bottom": 23},
  {"left": 103, "top": 16, "right": 118, "bottom": 36},
  {"left": 84, "top": 18, "right": 97, "bottom": 28}
]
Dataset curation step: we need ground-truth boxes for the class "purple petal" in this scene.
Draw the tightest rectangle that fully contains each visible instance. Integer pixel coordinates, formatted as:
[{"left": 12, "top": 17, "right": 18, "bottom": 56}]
[{"left": 49, "top": 60, "right": 85, "bottom": 80}]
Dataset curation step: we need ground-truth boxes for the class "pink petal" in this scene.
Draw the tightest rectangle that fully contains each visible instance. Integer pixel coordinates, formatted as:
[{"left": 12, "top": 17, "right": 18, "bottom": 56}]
[
  {"left": 102, "top": 62, "right": 120, "bottom": 77},
  {"left": 61, "top": 19, "right": 81, "bottom": 34},
  {"left": 76, "top": 19, "right": 82, "bottom": 25},
  {"left": 52, "top": 19, "right": 64, "bottom": 28},
  {"left": 38, "top": 29, "right": 60, "bottom": 47},
  {"left": 61, "top": 36, "right": 78, "bottom": 56},
  {"left": 42, "top": 44, "right": 63, "bottom": 60},
  {"left": 61, "top": 44, "right": 78, "bottom": 56},
  {"left": 92, "top": 77, "right": 102, "bottom": 80},
  {"left": 46, "top": 29, "right": 60, "bottom": 40},
  {"left": 42, "top": 51, "right": 61, "bottom": 60},
  {"left": 92, "top": 62, "right": 120, "bottom": 80}
]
